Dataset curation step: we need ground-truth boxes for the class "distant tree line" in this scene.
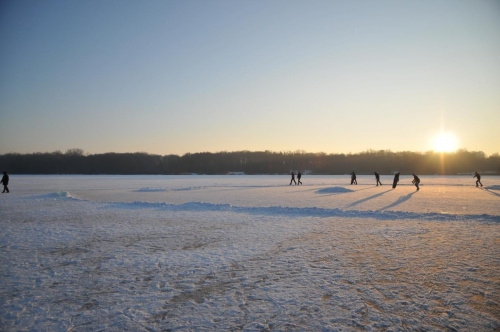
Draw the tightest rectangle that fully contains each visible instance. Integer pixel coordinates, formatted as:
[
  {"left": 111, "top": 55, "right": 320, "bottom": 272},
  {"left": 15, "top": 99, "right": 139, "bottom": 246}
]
[{"left": 0, "top": 149, "right": 499, "bottom": 175}]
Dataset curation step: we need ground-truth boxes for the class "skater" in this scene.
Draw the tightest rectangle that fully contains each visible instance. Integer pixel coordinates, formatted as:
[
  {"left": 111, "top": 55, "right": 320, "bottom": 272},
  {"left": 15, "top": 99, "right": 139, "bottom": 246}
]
[
  {"left": 297, "top": 171, "right": 302, "bottom": 185},
  {"left": 290, "top": 171, "right": 297, "bottom": 185},
  {"left": 412, "top": 173, "right": 420, "bottom": 191},
  {"left": 374, "top": 172, "right": 382, "bottom": 186},
  {"left": 350, "top": 171, "right": 357, "bottom": 185},
  {"left": 1, "top": 171, "right": 9, "bottom": 193},
  {"left": 392, "top": 172, "right": 400, "bottom": 189},
  {"left": 473, "top": 171, "right": 483, "bottom": 187}
]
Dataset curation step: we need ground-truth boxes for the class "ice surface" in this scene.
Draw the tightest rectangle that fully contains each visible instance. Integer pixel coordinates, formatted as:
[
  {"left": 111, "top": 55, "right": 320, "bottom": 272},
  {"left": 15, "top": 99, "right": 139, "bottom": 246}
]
[{"left": 1, "top": 175, "right": 499, "bottom": 331}]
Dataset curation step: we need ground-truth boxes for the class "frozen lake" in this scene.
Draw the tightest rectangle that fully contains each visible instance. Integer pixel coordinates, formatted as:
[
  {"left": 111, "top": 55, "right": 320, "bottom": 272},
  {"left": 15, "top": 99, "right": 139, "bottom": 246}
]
[{"left": 1, "top": 175, "right": 499, "bottom": 331}]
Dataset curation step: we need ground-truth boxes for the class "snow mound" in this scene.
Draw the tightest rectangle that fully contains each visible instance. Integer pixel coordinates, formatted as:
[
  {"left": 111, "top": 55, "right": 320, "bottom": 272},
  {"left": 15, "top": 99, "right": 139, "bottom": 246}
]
[
  {"left": 30, "top": 191, "right": 81, "bottom": 201},
  {"left": 133, "top": 187, "right": 207, "bottom": 192},
  {"left": 173, "top": 186, "right": 207, "bottom": 191},
  {"left": 316, "top": 187, "right": 354, "bottom": 194},
  {"left": 134, "top": 188, "right": 167, "bottom": 192}
]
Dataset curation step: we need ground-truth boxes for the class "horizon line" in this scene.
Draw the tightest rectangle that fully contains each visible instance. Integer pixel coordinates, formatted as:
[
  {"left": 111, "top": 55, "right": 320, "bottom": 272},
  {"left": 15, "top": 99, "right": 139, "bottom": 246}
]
[{"left": 1, "top": 148, "right": 498, "bottom": 157}]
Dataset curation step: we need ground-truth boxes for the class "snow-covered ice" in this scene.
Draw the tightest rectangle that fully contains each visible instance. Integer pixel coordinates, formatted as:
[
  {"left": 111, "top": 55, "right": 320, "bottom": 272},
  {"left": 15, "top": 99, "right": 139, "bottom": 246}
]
[{"left": 1, "top": 175, "right": 499, "bottom": 331}]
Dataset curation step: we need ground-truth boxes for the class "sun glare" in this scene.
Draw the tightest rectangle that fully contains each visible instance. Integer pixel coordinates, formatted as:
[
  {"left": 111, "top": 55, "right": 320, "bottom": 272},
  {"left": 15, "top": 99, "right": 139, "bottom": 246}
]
[{"left": 433, "top": 132, "right": 459, "bottom": 152}]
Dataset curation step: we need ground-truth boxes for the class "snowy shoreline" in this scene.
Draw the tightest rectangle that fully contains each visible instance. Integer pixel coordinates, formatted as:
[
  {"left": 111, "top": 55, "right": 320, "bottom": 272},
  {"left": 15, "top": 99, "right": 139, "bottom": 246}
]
[{"left": 1, "top": 175, "right": 499, "bottom": 331}]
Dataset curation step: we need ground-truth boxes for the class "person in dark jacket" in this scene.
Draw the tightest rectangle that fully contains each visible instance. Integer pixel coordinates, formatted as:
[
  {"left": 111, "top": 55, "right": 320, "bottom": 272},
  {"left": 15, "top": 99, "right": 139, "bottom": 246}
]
[
  {"left": 297, "top": 171, "right": 302, "bottom": 185},
  {"left": 290, "top": 171, "right": 297, "bottom": 185},
  {"left": 1, "top": 171, "right": 9, "bottom": 193},
  {"left": 473, "top": 171, "right": 483, "bottom": 187},
  {"left": 374, "top": 172, "right": 382, "bottom": 186},
  {"left": 392, "top": 172, "right": 400, "bottom": 189},
  {"left": 412, "top": 173, "right": 420, "bottom": 191},
  {"left": 350, "top": 172, "right": 357, "bottom": 185}
]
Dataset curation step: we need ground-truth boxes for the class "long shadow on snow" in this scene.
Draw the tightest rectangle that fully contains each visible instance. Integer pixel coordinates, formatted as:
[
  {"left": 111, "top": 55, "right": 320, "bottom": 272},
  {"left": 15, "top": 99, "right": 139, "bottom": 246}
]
[
  {"left": 486, "top": 185, "right": 500, "bottom": 191},
  {"left": 346, "top": 189, "right": 392, "bottom": 208},
  {"left": 481, "top": 187, "right": 500, "bottom": 198},
  {"left": 349, "top": 186, "right": 374, "bottom": 192},
  {"left": 378, "top": 191, "right": 417, "bottom": 211}
]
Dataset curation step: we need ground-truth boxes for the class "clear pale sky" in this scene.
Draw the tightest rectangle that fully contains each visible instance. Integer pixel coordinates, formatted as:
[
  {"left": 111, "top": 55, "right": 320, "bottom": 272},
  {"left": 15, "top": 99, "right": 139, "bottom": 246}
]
[{"left": 1, "top": 0, "right": 499, "bottom": 156}]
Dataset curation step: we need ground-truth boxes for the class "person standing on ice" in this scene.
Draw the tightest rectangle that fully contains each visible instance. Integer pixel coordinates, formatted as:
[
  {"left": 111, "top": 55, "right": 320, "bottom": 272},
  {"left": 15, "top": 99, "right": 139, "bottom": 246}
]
[
  {"left": 350, "top": 172, "right": 357, "bottom": 185},
  {"left": 412, "top": 173, "right": 420, "bottom": 191},
  {"left": 297, "top": 171, "right": 302, "bottom": 185},
  {"left": 290, "top": 171, "right": 297, "bottom": 185},
  {"left": 473, "top": 171, "right": 483, "bottom": 187},
  {"left": 392, "top": 172, "right": 400, "bottom": 189},
  {"left": 1, "top": 171, "right": 9, "bottom": 193},
  {"left": 374, "top": 172, "right": 382, "bottom": 186}
]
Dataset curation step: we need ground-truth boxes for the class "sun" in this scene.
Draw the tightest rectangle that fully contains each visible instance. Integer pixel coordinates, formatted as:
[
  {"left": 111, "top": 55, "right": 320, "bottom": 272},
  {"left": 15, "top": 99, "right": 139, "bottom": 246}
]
[{"left": 433, "top": 132, "right": 459, "bottom": 152}]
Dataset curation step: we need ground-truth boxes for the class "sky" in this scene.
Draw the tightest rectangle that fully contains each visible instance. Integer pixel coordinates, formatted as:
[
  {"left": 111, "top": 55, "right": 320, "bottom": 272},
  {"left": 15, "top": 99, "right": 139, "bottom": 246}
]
[{"left": 0, "top": 0, "right": 499, "bottom": 156}]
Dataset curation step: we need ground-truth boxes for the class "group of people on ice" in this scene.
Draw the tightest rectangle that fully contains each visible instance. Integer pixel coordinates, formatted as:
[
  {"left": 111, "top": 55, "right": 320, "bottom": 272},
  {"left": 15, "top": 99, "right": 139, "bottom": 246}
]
[
  {"left": 289, "top": 171, "right": 302, "bottom": 185},
  {"left": 290, "top": 170, "right": 484, "bottom": 191},
  {"left": 0, "top": 170, "right": 486, "bottom": 194},
  {"left": 350, "top": 171, "right": 421, "bottom": 190},
  {"left": 351, "top": 171, "right": 483, "bottom": 190}
]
